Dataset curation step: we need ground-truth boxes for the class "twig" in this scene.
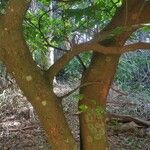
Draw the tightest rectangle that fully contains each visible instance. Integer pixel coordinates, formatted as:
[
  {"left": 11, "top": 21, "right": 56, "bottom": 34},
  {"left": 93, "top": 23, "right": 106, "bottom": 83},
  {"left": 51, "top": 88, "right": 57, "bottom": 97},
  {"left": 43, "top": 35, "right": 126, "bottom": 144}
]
[
  {"left": 46, "top": 40, "right": 150, "bottom": 81},
  {"left": 9, "top": 125, "right": 37, "bottom": 132},
  {"left": 107, "top": 113, "right": 150, "bottom": 127},
  {"left": 76, "top": 55, "right": 87, "bottom": 71},
  {"left": 60, "top": 81, "right": 100, "bottom": 99},
  {"left": 107, "top": 101, "right": 137, "bottom": 106},
  {"left": 111, "top": 87, "right": 128, "bottom": 96}
]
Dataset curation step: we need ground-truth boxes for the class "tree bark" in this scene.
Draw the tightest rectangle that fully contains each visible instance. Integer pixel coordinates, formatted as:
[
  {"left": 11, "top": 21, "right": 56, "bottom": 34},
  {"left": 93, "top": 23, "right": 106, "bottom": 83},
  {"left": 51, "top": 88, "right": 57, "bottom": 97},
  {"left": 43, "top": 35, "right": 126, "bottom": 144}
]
[
  {"left": 0, "top": 0, "right": 150, "bottom": 149},
  {"left": 79, "top": 1, "right": 150, "bottom": 149},
  {"left": 0, "top": 0, "right": 77, "bottom": 149},
  {"left": 80, "top": 53, "right": 120, "bottom": 150}
]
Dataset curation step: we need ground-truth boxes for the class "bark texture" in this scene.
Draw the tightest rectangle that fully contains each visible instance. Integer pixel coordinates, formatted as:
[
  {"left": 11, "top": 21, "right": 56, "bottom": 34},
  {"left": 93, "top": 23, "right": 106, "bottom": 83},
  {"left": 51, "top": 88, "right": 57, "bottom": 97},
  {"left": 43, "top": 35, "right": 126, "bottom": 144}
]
[
  {"left": 80, "top": 54, "right": 119, "bottom": 150},
  {"left": 79, "top": 0, "right": 150, "bottom": 149},
  {"left": 0, "top": 0, "right": 77, "bottom": 149},
  {"left": 0, "top": 0, "right": 150, "bottom": 150}
]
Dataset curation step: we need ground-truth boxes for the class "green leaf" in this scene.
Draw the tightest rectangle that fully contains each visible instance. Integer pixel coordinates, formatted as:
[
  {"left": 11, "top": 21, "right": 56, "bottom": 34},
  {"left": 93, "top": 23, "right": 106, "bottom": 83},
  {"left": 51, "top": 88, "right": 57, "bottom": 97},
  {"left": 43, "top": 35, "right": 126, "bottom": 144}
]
[{"left": 79, "top": 104, "right": 88, "bottom": 112}]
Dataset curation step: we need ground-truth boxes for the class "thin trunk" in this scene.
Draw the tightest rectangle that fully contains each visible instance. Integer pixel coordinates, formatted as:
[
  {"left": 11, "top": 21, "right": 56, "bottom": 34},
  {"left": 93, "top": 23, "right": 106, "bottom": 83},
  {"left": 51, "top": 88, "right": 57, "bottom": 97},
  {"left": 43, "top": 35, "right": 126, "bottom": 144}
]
[{"left": 80, "top": 53, "right": 120, "bottom": 150}]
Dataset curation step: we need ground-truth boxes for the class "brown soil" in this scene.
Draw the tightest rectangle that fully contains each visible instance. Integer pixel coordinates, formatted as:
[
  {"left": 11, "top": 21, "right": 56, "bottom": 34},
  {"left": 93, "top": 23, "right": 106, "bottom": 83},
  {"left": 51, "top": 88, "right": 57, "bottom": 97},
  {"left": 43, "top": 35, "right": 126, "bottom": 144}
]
[{"left": 0, "top": 82, "right": 149, "bottom": 150}]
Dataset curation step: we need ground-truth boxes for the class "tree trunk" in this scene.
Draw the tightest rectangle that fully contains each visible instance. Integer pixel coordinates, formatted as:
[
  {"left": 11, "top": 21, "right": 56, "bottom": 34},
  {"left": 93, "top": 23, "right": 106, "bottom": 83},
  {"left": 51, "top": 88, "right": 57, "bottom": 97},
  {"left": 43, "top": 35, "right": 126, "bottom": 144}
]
[
  {"left": 0, "top": 0, "right": 149, "bottom": 149},
  {"left": 0, "top": 1, "right": 77, "bottom": 149},
  {"left": 80, "top": 53, "right": 120, "bottom": 150},
  {"left": 0, "top": 27, "right": 77, "bottom": 150}
]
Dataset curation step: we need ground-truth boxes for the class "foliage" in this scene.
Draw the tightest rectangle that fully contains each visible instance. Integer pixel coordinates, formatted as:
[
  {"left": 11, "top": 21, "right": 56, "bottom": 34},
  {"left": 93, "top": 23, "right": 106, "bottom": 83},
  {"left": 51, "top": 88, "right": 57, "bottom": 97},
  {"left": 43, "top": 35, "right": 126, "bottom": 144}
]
[
  {"left": 79, "top": 104, "right": 88, "bottom": 113},
  {"left": 1, "top": 0, "right": 150, "bottom": 149},
  {"left": 62, "top": 52, "right": 92, "bottom": 78},
  {"left": 116, "top": 50, "right": 150, "bottom": 95},
  {"left": 0, "top": 0, "right": 8, "bottom": 14},
  {"left": 115, "top": 27, "right": 150, "bottom": 97},
  {"left": 23, "top": 0, "right": 119, "bottom": 70},
  {"left": 1, "top": 0, "right": 150, "bottom": 94}
]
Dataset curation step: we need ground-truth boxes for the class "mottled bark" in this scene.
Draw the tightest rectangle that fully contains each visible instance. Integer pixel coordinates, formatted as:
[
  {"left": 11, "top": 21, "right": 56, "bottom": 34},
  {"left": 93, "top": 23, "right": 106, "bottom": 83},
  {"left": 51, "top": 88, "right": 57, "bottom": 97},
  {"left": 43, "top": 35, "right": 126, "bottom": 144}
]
[
  {"left": 0, "top": 0, "right": 77, "bottom": 149},
  {"left": 0, "top": 0, "right": 150, "bottom": 150},
  {"left": 79, "top": 0, "right": 150, "bottom": 149},
  {"left": 80, "top": 53, "right": 119, "bottom": 150}
]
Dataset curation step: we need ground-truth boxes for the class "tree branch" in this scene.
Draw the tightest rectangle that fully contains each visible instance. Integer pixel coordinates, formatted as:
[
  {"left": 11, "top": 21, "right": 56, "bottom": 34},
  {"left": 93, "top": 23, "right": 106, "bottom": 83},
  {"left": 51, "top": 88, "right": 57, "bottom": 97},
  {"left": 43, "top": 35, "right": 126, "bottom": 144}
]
[
  {"left": 76, "top": 55, "right": 87, "bottom": 71},
  {"left": 107, "top": 113, "right": 150, "bottom": 127},
  {"left": 45, "top": 41, "right": 115, "bottom": 81},
  {"left": 60, "top": 81, "right": 100, "bottom": 99},
  {"left": 25, "top": 18, "right": 68, "bottom": 52},
  {"left": 45, "top": 40, "right": 150, "bottom": 82},
  {"left": 122, "top": 42, "right": 150, "bottom": 53},
  {"left": 26, "top": 17, "right": 88, "bottom": 71}
]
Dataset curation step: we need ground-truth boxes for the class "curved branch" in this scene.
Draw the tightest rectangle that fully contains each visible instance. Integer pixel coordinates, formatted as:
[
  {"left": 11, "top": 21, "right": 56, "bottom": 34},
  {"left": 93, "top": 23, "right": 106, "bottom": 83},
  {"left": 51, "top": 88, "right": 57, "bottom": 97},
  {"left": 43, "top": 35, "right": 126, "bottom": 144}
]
[
  {"left": 45, "top": 40, "right": 150, "bottom": 81},
  {"left": 122, "top": 42, "right": 150, "bottom": 53},
  {"left": 45, "top": 41, "right": 115, "bottom": 81},
  {"left": 46, "top": 0, "right": 150, "bottom": 82},
  {"left": 60, "top": 81, "right": 100, "bottom": 99}
]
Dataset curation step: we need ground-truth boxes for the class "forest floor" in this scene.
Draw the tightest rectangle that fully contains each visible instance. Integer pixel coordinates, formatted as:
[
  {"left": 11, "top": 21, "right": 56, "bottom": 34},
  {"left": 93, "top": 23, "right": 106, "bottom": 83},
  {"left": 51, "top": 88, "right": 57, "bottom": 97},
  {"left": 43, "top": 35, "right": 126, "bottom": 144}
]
[{"left": 0, "top": 80, "right": 150, "bottom": 150}]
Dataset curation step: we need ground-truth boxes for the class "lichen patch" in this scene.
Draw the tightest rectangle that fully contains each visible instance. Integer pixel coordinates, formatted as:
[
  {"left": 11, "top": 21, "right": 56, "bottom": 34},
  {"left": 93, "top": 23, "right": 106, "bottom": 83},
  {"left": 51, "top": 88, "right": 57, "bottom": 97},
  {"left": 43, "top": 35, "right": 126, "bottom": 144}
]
[
  {"left": 105, "top": 57, "right": 111, "bottom": 62},
  {"left": 10, "top": 9, "right": 14, "bottom": 12},
  {"left": 26, "top": 75, "right": 32, "bottom": 81},
  {"left": 41, "top": 101, "right": 47, "bottom": 106}
]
